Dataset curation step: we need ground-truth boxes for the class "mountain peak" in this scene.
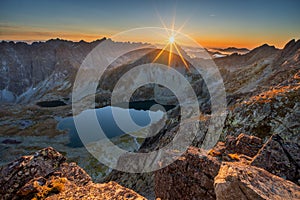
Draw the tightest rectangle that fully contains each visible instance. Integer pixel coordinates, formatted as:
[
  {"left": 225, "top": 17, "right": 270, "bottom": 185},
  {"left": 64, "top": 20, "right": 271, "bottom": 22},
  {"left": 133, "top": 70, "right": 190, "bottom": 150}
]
[
  {"left": 283, "top": 39, "right": 300, "bottom": 51},
  {"left": 246, "top": 43, "right": 277, "bottom": 57},
  {"left": 283, "top": 39, "right": 296, "bottom": 49},
  {"left": 278, "top": 39, "right": 300, "bottom": 59},
  {"left": 258, "top": 43, "right": 275, "bottom": 49}
]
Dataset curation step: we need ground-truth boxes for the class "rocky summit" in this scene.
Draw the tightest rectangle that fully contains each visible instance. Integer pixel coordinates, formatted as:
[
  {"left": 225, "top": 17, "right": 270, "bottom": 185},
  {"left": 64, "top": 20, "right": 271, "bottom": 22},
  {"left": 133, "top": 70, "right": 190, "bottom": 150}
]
[{"left": 0, "top": 38, "right": 299, "bottom": 199}]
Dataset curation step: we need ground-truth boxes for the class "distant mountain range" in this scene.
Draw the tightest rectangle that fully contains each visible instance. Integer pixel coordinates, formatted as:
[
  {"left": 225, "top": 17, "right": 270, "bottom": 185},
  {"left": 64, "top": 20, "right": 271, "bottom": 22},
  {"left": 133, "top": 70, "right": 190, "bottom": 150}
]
[
  {"left": 213, "top": 47, "right": 250, "bottom": 53},
  {"left": 0, "top": 38, "right": 299, "bottom": 105},
  {"left": 208, "top": 47, "right": 250, "bottom": 58}
]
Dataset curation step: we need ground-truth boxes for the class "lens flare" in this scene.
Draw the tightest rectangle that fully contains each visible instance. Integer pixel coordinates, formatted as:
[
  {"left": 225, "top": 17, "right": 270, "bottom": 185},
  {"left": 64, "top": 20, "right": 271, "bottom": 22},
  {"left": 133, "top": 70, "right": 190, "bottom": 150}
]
[
  {"left": 152, "top": 12, "right": 190, "bottom": 69},
  {"left": 169, "top": 36, "right": 175, "bottom": 43}
]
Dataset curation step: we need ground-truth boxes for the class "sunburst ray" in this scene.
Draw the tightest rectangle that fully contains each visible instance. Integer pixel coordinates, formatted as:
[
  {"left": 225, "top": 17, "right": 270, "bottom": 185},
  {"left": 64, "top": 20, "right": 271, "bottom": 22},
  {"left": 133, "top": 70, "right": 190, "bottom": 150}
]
[
  {"left": 173, "top": 42, "right": 189, "bottom": 69},
  {"left": 152, "top": 43, "right": 169, "bottom": 63},
  {"left": 168, "top": 42, "right": 173, "bottom": 66}
]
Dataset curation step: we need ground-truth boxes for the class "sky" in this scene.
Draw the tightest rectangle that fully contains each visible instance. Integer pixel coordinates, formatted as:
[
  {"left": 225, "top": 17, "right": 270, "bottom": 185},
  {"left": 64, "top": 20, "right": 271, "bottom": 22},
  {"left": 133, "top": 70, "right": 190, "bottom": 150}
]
[{"left": 0, "top": 0, "right": 299, "bottom": 48}]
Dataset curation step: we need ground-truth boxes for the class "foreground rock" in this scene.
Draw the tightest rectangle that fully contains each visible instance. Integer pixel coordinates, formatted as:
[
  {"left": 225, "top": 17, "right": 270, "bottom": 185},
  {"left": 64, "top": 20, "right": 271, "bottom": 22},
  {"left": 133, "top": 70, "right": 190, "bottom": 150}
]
[
  {"left": 0, "top": 147, "right": 145, "bottom": 200},
  {"left": 224, "top": 133, "right": 262, "bottom": 157},
  {"left": 154, "top": 147, "right": 221, "bottom": 200},
  {"left": 154, "top": 134, "right": 262, "bottom": 199},
  {"left": 209, "top": 133, "right": 262, "bottom": 162},
  {"left": 214, "top": 162, "right": 300, "bottom": 200},
  {"left": 18, "top": 179, "right": 146, "bottom": 200},
  {"left": 251, "top": 133, "right": 300, "bottom": 185}
]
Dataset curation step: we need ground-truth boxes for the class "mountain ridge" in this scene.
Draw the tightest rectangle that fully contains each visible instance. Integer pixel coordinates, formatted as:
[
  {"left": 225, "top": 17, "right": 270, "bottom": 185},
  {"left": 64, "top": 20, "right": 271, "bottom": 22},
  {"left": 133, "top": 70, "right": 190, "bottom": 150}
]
[{"left": 0, "top": 39, "right": 298, "bottom": 104}]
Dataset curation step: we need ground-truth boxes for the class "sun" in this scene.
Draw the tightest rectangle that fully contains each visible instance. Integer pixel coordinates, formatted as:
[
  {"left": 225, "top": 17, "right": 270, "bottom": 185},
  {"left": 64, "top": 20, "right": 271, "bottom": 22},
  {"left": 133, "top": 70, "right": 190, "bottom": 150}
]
[
  {"left": 153, "top": 33, "right": 188, "bottom": 69},
  {"left": 169, "top": 36, "right": 175, "bottom": 44},
  {"left": 151, "top": 14, "right": 190, "bottom": 69}
]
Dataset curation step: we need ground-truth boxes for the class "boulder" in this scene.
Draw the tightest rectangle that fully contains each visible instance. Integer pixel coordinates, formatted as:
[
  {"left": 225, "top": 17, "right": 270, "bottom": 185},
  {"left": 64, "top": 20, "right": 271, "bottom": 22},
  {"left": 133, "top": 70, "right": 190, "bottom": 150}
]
[
  {"left": 225, "top": 133, "right": 262, "bottom": 157},
  {"left": 154, "top": 146, "right": 221, "bottom": 200},
  {"left": 251, "top": 133, "right": 300, "bottom": 185},
  {"left": 214, "top": 162, "right": 300, "bottom": 200}
]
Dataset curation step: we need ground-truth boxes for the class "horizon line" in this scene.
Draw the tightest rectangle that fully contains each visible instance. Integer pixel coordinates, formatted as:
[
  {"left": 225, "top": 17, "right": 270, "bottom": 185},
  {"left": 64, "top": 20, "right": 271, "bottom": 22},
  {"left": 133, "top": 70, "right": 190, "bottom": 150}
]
[{"left": 1, "top": 37, "right": 297, "bottom": 50}]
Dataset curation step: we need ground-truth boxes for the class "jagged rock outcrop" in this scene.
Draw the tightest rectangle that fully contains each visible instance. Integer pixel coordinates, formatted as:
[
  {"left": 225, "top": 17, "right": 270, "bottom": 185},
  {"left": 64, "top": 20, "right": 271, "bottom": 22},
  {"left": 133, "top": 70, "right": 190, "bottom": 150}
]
[
  {"left": 251, "top": 133, "right": 300, "bottom": 185},
  {"left": 209, "top": 133, "right": 262, "bottom": 162},
  {"left": 104, "top": 171, "right": 155, "bottom": 200},
  {"left": 46, "top": 180, "right": 145, "bottom": 200},
  {"left": 17, "top": 178, "right": 146, "bottom": 200},
  {"left": 214, "top": 162, "right": 300, "bottom": 200},
  {"left": 105, "top": 133, "right": 263, "bottom": 199},
  {"left": 0, "top": 147, "right": 145, "bottom": 200},
  {"left": 223, "top": 133, "right": 262, "bottom": 157},
  {"left": 153, "top": 133, "right": 299, "bottom": 199},
  {"left": 154, "top": 147, "right": 221, "bottom": 200}
]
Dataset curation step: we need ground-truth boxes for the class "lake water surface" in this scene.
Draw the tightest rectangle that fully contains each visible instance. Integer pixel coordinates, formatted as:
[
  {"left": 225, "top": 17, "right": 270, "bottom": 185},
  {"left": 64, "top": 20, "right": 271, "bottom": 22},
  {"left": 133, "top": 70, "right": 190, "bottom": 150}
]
[{"left": 57, "top": 104, "right": 166, "bottom": 147}]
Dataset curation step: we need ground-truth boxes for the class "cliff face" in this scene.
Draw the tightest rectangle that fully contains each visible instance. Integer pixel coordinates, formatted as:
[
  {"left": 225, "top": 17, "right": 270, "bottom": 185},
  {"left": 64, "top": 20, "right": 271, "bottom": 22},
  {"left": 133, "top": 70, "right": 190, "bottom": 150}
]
[{"left": 0, "top": 39, "right": 103, "bottom": 103}]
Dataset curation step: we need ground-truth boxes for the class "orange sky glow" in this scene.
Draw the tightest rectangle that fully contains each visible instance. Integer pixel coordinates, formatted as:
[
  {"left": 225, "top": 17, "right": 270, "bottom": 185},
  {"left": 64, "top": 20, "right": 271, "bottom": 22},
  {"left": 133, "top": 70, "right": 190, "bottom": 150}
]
[
  {"left": 0, "top": 29, "right": 295, "bottom": 49},
  {"left": 1, "top": 1, "right": 299, "bottom": 49}
]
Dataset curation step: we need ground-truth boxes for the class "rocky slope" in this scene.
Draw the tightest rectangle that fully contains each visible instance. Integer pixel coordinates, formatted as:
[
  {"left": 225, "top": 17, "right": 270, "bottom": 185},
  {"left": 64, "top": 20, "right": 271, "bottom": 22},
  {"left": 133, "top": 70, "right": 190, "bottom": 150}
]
[{"left": 224, "top": 40, "right": 300, "bottom": 150}]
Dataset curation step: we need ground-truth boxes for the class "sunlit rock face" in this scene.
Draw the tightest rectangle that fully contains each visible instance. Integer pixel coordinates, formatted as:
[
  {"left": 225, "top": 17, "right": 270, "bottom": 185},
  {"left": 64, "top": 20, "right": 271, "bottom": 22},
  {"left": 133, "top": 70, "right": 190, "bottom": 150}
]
[
  {"left": 0, "top": 147, "right": 146, "bottom": 200},
  {"left": 154, "top": 147, "right": 221, "bottom": 200},
  {"left": 214, "top": 162, "right": 300, "bottom": 200}
]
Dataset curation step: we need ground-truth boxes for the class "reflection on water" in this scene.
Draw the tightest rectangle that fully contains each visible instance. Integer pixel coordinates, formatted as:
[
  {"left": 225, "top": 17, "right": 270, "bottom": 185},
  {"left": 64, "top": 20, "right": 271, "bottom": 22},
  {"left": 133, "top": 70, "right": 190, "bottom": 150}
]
[{"left": 57, "top": 105, "right": 165, "bottom": 148}]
